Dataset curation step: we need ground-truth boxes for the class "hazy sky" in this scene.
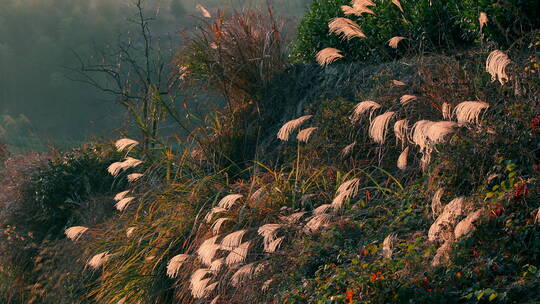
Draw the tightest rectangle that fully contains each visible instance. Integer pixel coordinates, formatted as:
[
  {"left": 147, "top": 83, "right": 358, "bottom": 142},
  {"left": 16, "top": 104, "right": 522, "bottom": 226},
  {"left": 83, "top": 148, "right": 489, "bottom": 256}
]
[{"left": 0, "top": 0, "right": 309, "bottom": 152}]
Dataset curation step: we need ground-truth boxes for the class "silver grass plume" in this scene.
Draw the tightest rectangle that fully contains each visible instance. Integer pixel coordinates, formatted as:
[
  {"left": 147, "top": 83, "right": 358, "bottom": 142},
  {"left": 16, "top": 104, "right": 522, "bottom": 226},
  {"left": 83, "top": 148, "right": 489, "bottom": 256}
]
[
  {"left": 428, "top": 197, "right": 467, "bottom": 242},
  {"left": 190, "top": 269, "right": 212, "bottom": 298},
  {"left": 87, "top": 251, "right": 110, "bottom": 269},
  {"left": 211, "top": 218, "right": 231, "bottom": 235},
  {"left": 225, "top": 241, "right": 251, "bottom": 265},
  {"left": 328, "top": 17, "right": 366, "bottom": 40},
  {"left": 392, "top": 79, "right": 406, "bottom": 86},
  {"left": 431, "top": 188, "right": 444, "bottom": 219},
  {"left": 277, "top": 115, "right": 312, "bottom": 141},
  {"left": 210, "top": 296, "right": 220, "bottom": 304},
  {"left": 231, "top": 263, "right": 256, "bottom": 287},
  {"left": 114, "top": 190, "right": 130, "bottom": 201},
  {"left": 388, "top": 36, "right": 405, "bottom": 48},
  {"left": 316, "top": 48, "right": 344, "bottom": 66},
  {"left": 400, "top": 94, "right": 417, "bottom": 105},
  {"left": 65, "top": 226, "right": 88, "bottom": 241},
  {"left": 313, "top": 204, "right": 333, "bottom": 215},
  {"left": 262, "top": 279, "right": 273, "bottom": 291},
  {"left": 195, "top": 4, "right": 211, "bottom": 18},
  {"left": 432, "top": 239, "right": 453, "bottom": 267},
  {"left": 166, "top": 254, "right": 189, "bottom": 278},
  {"left": 382, "top": 233, "right": 397, "bottom": 259},
  {"left": 454, "top": 209, "right": 484, "bottom": 239},
  {"left": 297, "top": 127, "right": 318, "bottom": 143},
  {"left": 127, "top": 173, "right": 144, "bottom": 182},
  {"left": 115, "top": 138, "right": 139, "bottom": 152},
  {"left": 258, "top": 224, "right": 281, "bottom": 251},
  {"left": 280, "top": 211, "right": 307, "bottom": 224},
  {"left": 205, "top": 207, "right": 228, "bottom": 223},
  {"left": 479, "top": 12, "right": 488, "bottom": 31},
  {"left": 265, "top": 236, "right": 285, "bottom": 253},
  {"left": 331, "top": 178, "right": 360, "bottom": 211},
  {"left": 392, "top": 0, "right": 404, "bottom": 12},
  {"left": 341, "top": 5, "right": 374, "bottom": 16},
  {"left": 453, "top": 101, "right": 489, "bottom": 124},
  {"left": 217, "top": 194, "right": 243, "bottom": 209},
  {"left": 126, "top": 227, "right": 136, "bottom": 238},
  {"left": 198, "top": 236, "right": 220, "bottom": 266},
  {"left": 394, "top": 119, "right": 409, "bottom": 147},
  {"left": 210, "top": 258, "right": 224, "bottom": 273},
  {"left": 341, "top": 142, "right": 356, "bottom": 157},
  {"left": 397, "top": 147, "right": 409, "bottom": 170},
  {"left": 350, "top": 100, "right": 381, "bottom": 123},
  {"left": 369, "top": 112, "right": 396, "bottom": 144},
  {"left": 486, "top": 50, "right": 511, "bottom": 85},
  {"left": 442, "top": 102, "right": 451, "bottom": 120},
  {"left": 221, "top": 230, "right": 247, "bottom": 250},
  {"left": 115, "top": 197, "right": 135, "bottom": 211},
  {"left": 304, "top": 214, "right": 333, "bottom": 233}
]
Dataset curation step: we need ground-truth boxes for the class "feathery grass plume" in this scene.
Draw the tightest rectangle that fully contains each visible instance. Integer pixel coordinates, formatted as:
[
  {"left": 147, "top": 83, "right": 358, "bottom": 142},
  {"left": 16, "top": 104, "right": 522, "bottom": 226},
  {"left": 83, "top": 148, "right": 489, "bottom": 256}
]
[
  {"left": 221, "top": 229, "right": 247, "bottom": 250},
  {"left": 394, "top": 119, "right": 409, "bottom": 147},
  {"left": 369, "top": 111, "right": 396, "bottom": 144},
  {"left": 400, "top": 94, "right": 417, "bottom": 105},
  {"left": 195, "top": 4, "right": 211, "bottom": 18},
  {"left": 166, "top": 254, "right": 190, "bottom": 278},
  {"left": 397, "top": 147, "right": 409, "bottom": 170},
  {"left": 277, "top": 115, "right": 312, "bottom": 141},
  {"left": 114, "top": 190, "right": 130, "bottom": 201},
  {"left": 314, "top": 204, "right": 333, "bottom": 215},
  {"left": 536, "top": 208, "right": 540, "bottom": 223},
  {"left": 455, "top": 209, "right": 485, "bottom": 239},
  {"left": 115, "top": 138, "right": 139, "bottom": 152},
  {"left": 127, "top": 173, "right": 144, "bottom": 182},
  {"left": 341, "top": 141, "right": 356, "bottom": 157},
  {"left": 392, "top": 0, "right": 404, "bottom": 12},
  {"left": 115, "top": 197, "right": 135, "bottom": 211},
  {"left": 341, "top": 5, "right": 374, "bottom": 16},
  {"left": 350, "top": 100, "right": 381, "bottom": 123},
  {"left": 211, "top": 218, "right": 231, "bottom": 235},
  {"left": 126, "top": 227, "right": 136, "bottom": 238},
  {"left": 117, "top": 297, "right": 126, "bottom": 304},
  {"left": 107, "top": 162, "right": 125, "bottom": 177},
  {"left": 486, "top": 50, "right": 511, "bottom": 85},
  {"left": 352, "top": 0, "right": 376, "bottom": 6},
  {"left": 297, "top": 127, "right": 318, "bottom": 143},
  {"left": 428, "top": 197, "right": 467, "bottom": 242},
  {"left": 432, "top": 239, "right": 453, "bottom": 267},
  {"left": 410, "top": 120, "right": 433, "bottom": 154},
  {"left": 265, "top": 236, "right": 285, "bottom": 253},
  {"left": 425, "top": 121, "right": 458, "bottom": 144},
  {"left": 206, "top": 281, "right": 218, "bottom": 294},
  {"left": 258, "top": 224, "right": 281, "bottom": 250},
  {"left": 328, "top": 17, "right": 366, "bottom": 40},
  {"left": 331, "top": 178, "right": 361, "bottom": 210},
  {"left": 392, "top": 79, "right": 406, "bottom": 86},
  {"left": 453, "top": 101, "right": 490, "bottom": 124},
  {"left": 388, "top": 36, "right": 405, "bottom": 48},
  {"left": 87, "top": 251, "right": 110, "bottom": 269},
  {"left": 205, "top": 207, "right": 228, "bottom": 222},
  {"left": 225, "top": 241, "right": 251, "bottom": 265},
  {"left": 198, "top": 236, "right": 220, "bottom": 266},
  {"left": 262, "top": 279, "right": 273, "bottom": 291},
  {"left": 304, "top": 214, "right": 333, "bottom": 233},
  {"left": 431, "top": 188, "right": 444, "bottom": 219},
  {"left": 442, "top": 102, "right": 451, "bottom": 120},
  {"left": 316, "top": 48, "right": 344, "bottom": 66},
  {"left": 231, "top": 263, "right": 256, "bottom": 287},
  {"left": 65, "top": 226, "right": 88, "bottom": 241},
  {"left": 382, "top": 233, "right": 397, "bottom": 259},
  {"left": 479, "top": 12, "right": 489, "bottom": 32},
  {"left": 123, "top": 157, "right": 143, "bottom": 168},
  {"left": 210, "top": 296, "right": 220, "bottom": 304},
  {"left": 217, "top": 194, "right": 244, "bottom": 209},
  {"left": 190, "top": 269, "right": 212, "bottom": 298},
  {"left": 210, "top": 258, "right": 224, "bottom": 273},
  {"left": 281, "top": 211, "right": 307, "bottom": 224},
  {"left": 250, "top": 187, "right": 265, "bottom": 201}
]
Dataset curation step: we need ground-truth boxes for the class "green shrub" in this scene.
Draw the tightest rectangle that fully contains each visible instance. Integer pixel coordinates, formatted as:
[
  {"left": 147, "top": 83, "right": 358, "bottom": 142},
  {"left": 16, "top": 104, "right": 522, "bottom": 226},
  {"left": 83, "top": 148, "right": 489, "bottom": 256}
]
[
  {"left": 456, "top": 0, "right": 540, "bottom": 47},
  {"left": 292, "top": 0, "right": 467, "bottom": 64}
]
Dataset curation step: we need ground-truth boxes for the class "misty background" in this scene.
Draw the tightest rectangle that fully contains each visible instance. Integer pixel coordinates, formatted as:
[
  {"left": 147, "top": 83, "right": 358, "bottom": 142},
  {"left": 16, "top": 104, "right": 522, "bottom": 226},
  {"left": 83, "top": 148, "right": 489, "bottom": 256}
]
[{"left": 0, "top": 0, "right": 309, "bottom": 153}]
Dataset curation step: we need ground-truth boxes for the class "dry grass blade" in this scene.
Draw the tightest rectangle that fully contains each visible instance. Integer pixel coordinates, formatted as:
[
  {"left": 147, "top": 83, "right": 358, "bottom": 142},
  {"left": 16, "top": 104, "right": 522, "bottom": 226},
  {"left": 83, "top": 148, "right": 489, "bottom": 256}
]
[
  {"left": 316, "top": 48, "right": 344, "bottom": 66},
  {"left": 453, "top": 101, "right": 490, "bottom": 124},
  {"left": 388, "top": 36, "right": 405, "bottom": 48},
  {"left": 277, "top": 115, "right": 312, "bottom": 141},
  {"left": 166, "top": 254, "right": 190, "bottom": 278},
  {"left": 486, "top": 50, "right": 511, "bottom": 85},
  {"left": 114, "top": 138, "right": 139, "bottom": 152},
  {"left": 350, "top": 100, "right": 381, "bottom": 123},
  {"left": 195, "top": 4, "right": 211, "bottom": 18},
  {"left": 369, "top": 111, "right": 396, "bottom": 144},
  {"left": 397, "top": 147, "right": 409, "bottom": 170},
  {"left": 328, "top": 17, "right": 366, "bottom": 40},
  {"left": 65, "top": 226, "right": 88, "bottom": 241},
  {"left": 297, "top": 127, "right": 317, "bottom": 143}
]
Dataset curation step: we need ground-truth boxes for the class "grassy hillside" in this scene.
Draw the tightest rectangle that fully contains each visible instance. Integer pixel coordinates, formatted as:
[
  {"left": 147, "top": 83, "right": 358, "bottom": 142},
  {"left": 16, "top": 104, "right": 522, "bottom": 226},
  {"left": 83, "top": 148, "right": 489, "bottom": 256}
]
[{"left": 1, "top": 1, "right": 539, "bottom": 303}]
